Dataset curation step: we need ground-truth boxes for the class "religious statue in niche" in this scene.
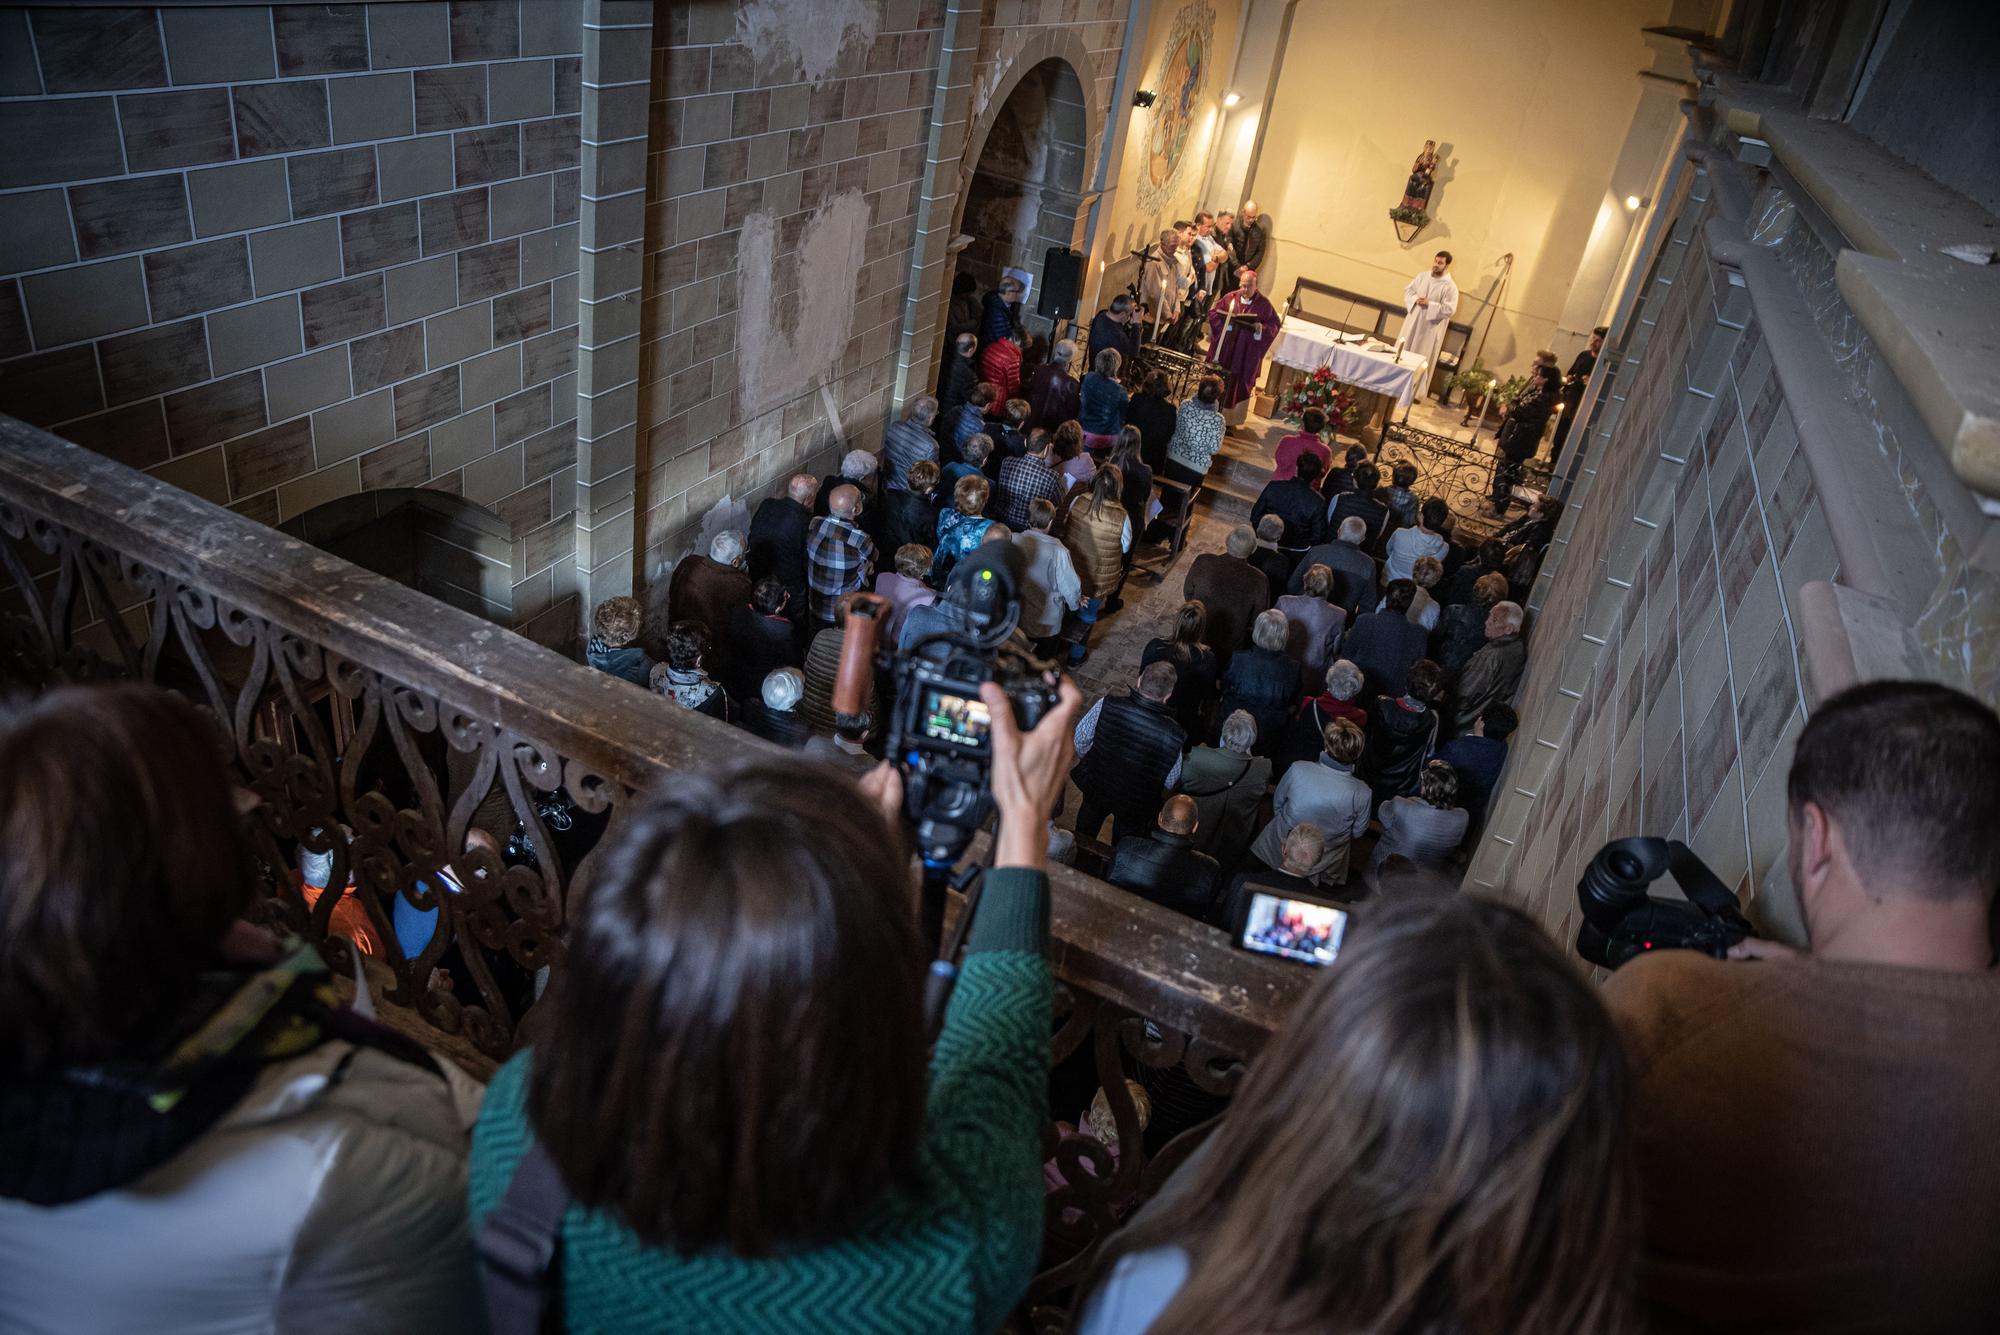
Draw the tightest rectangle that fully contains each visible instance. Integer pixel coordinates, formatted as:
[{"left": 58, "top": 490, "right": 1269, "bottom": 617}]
[{"left": 1390, "top": 139, "right": 1439, "bottom": 242}]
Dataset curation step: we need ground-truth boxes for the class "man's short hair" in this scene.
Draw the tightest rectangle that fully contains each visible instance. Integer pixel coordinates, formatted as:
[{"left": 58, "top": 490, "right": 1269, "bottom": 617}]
[
  {"left": 1217, "top": 210, "right": 1235, "bottom": 222},
  {"left": 593, "top": 595, "right": 644, "bottom": 646},
  {"left": 761, "top": 667, "right": 804, "bottom": 710},
  {"left": 1490, "top": 600, "right": 1525, "bottom": 635},
  {"left": 1420, "top": 497, "right": 1449, "bottom": 531},
  {"left": 1326, "top": 659, "right": 1364, "bottom": 701},
  {"left": 1004, "top": 397, "right": 1031, "bottom": 425},
  {"left": 1094, "top": 347, "right": 1121, "bottom": 377},
  {"left": 710, "top": 529, "right": 746, "bottom": 566},
  {"left": 907, "top": 394, "right": 938, "bottom": 424},
  {"left": 840, "top": 449, "right": 877, "bottom": 481},
  {"left": 1435, "top": 250, "right": 1453, "bottom": 264},
  {"left": 750, "top": 577, "right": 788, "bottom": 615},
  {"left": 788, "top": 473, "right": 819, "bottom": 504},
  {"left": 1788, "top": 681, "right": 2000, "bottom": 894},
  {"left": 1218, "top": 709, "right": 1258, "bottom": 753},
  {"left": 1194, "top": 210, "right": 1213, "bottom": 224},
  {"left": 1482, "top": 702, "right": 1519, "bottom": 741},
  {"left": 1323, "top": 717, "right": 1366, "bottom": 765},
  {"left": 1474, "top": 571, "right": 1510, "bottom": 607},
  {"left": 1256, "top": 514, "right": 1286, "bottom": 543},
  {"left": 1251, "top": 608, "right": 1288, "bottom": 653},
  {"left": 961, "top": 433, "right": 992, "bottom": 465},
  {"left": 1406, "top": 658, "right": 1443, "bottom": 704},
  {"left": 1391, "top": 462, "right": 1418, "bottom": 489},
  {"left": 1592, "top": 325, "right": 1609, "bottom": 337},
  {"left": 906, "top": 458, "right": 940, "bottom": 493},
  {"left": 1225, "top": 524, "right": 1258, "bottom": 559},
  {"left": 1300, "top": 407, "right": 1327, "bottom": 435},
  {"left": 1297, "top": 452, "right": 1325, "bottom": 483},
  {"left": 956, "top": 332, "right": 978, "bottom": 356},
  {"left": 1173, "top": 219, "right": 1193, "bottom": 231},
  {"left": 1337, "top": 516, "right": 1368, "bottom": 545},
  {"left": 828, "top": 484, "right": 862, "bottom": 517},
  {"left": 1158, "top": 794, "right": 1198, "bottom": 835},
  {"left": 1137, "top": 660, "right": 1179, "bottom": 703},
  {"left": 665, "top": 621, "right": 708, "bottom": 670},
  {"left": 1353, "top": 462, "right": 1380, "bottom": 492},
  {"left": 970, "top": 382, "right": 998, "bottom": 406},
  {"left": 894, "top": 544, "right": 931, "bottom": 580},
  {"left": 1279, "top": 822, "right": 1323, "bottom": 875},
  {"left": 1109, "top": 295, "right": 1132, "bottom": 315},
  {"left": 1027, "top": 498, "right": 1057, "bottom": 531},
  {"left": 1383, "top": 579, "right": 1416, "bottom": 614}
]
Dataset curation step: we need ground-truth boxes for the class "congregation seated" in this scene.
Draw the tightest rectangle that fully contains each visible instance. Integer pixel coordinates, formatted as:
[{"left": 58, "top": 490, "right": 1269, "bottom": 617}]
[
  {"left": 1326, "top": 461, "right": 1387, "bottom": 547},
  {"left": 1075, "top": 891, "right": 1635, "bottom": 1334},
  {"left": 951, "top": 383, "right": 998, "bottom": 455},
  {"left": 1215, "top": 609, "right": 1300, "bottom": 756},
  {"left": 0, "top": 686, "right": 486, "bottom": 1330},
  {"left": 1379, "top": 460, "right": 1421, "bottom": 539},
  {"left": 1437, "top": 701, "right": 1516, "bottom": 821},
  {"left": 883, "top": 394, "right": 940, "bottom": 490},
  {"left": 1248, "top": 514, "right": 1295, "bottom": 606},
  {"left": 721, "top": 576, "right": 801, "bottom": 703},
  {"left": 807, "top": 483, "right": 879, "bottom": 627},
  {"left": 1439, "top": 536, "right": 1508, "bottom": 605},
  {"left": 1368, "top": 760, "right": 1469, "bottom": 875},
  {"left": 933, "top": 474, "right": 997, "bottom": 580},
  {"left": 1012, "top": 499, "right": 1082, "bottom": 652},
  {"left": 585, "top": 593, "right": 655, "bottom": 687},
  {"left": 1341, "top": 579, "right": 1429, "bottom": 699},
  {"left": 1286, "top": 515, "right": 1376, "bottom": 616},
  {"left": 1401, "top": 553, "right": 1444, "bottom": 631},
  {"left": 1126, "top": 371, "right": 1177, "bottom": 473},
  {"left": 651, "top": 622, "right": 729, "bottom": 720},
  {"left": 1162, "top": 376, "right": 1226, "bottom": 487},
  {"left": 1107, "top": 794, "right": 1224, "bottom": 925},
  {"left": 740, "top": 666, "right": 813, "bottom": 749},
  {"left": 1079, "top": 348, "right": 1129, "bottom": 449},
  {"left": 1223, "top": 822, "right": 1328, "bottom": 915},
  {"left": 815, "top": 448, "right": 880, "bottom": 519},
  {"left": 1071, "top": 661, "right": 1185, "bottom": 845},
  {"left": 1361, "top": 658, "right": 1444, "bottom": 801},
  {"left": 1279, "top": 657, "right": 1368, "bottom": 773},
  {"left": 666, "top": 529, "right": 751, "bottom": 665},
  {"left": 1181, "top": 524, "right": 1270, "bottom": 671},
  {"left": 1434, "top": 569, "right": 1509, "bottom": 679},
  {"left": 979, "top": 328, "right": 1025, "bottom": 405},
  {"left": 1323, "top": 442, "right": 1368, "bottom": 495},
  {"left": 1107, "top": 429, "right": 1154, "bottom": 545},
  {"left": 941, "top": 432, "right": 993, "bottom": 498},
  {"left": 1249, "top": 717, "right": 1371, "bottom": 886},
  {"left": 1384, "top": 495, "right": 1450, "bottom": 583},
  {"left": 936, "top": 332, "right": 978, "bottom": 431},
  {"left": 1274, "top": 561, "right": 1347, "bottom": 681},
  {"left": 996, "top": 425, "right": 1065, "bottom": 530},
  {"left": 801, "top": 594, "right": 876, "bottom": 739},
  {"left": 989, "top": 398, "right": 1032, "bottom": 470},
  {"left": 1141, "top": 599, "right": 1221, "bottom": 735},
  {"left": 1249, "top": 450, "right": 1328, "bottom": 551},
  {"left": 1174, "top": 709, "right": 1272, "bottom": 874},
  {"left": 1060, "top": 467, "right": 1131, "bottom": 664},
  {"left": 1448, "top": 599, "right": 1526, "bottom": 736},
  {"left": 1026, "top": 338, "right": 1081, "bottom": 431}
]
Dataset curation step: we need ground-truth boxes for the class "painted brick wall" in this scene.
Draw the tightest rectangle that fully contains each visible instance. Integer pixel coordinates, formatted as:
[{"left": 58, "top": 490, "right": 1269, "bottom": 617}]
[
  {"left": 0, "top": 1, "right": 585, "bottom": 645},
  {"left": 1468, "top": 161, "right": 1836, "bottom": 950}
]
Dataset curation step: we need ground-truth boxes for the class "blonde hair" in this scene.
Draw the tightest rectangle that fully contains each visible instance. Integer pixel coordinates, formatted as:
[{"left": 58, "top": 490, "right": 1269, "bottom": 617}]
[{"left": 953, "top": 473, "right": 990, "bottom": 515}]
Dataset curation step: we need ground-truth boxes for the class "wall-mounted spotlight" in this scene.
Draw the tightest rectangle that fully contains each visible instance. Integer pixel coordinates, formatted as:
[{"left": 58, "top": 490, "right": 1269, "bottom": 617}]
[
  {"left": 1222, "top": 91, "right": 1241, "bottom": 107},
  {"left": 1624, "top": 194, "right": 1646, "bottom": 210},
  {"left": 1133, "top": 89, "right": 1157, "bottom": 108}
]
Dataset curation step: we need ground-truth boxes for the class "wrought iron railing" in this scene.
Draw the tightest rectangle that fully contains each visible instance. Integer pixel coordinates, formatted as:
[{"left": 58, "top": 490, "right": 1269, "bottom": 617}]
[{"left": 0, "top": 416, "right": 1305, "bottom": 1327}]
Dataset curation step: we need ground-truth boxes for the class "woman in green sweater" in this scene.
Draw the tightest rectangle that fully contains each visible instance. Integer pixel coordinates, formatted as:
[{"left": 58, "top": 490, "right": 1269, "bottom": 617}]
[{"left": 470, "top": 678, "right": 1082, "bottom": 1334}]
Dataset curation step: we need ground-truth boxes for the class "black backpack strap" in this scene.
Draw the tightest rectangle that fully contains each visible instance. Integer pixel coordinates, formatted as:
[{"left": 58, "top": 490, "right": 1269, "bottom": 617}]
[{"left": 478, "top": 1140, "right": 571, "bottom": 1335}]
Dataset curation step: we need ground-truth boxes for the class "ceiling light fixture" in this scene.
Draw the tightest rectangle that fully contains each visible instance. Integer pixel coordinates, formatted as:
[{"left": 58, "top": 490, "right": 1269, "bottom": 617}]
[
  {"left": 1625, "top": 194, "right": 1643, "bottom": 209},
  {"left": 1222, "top": 91, "right": 1241, "bottom": 107}
]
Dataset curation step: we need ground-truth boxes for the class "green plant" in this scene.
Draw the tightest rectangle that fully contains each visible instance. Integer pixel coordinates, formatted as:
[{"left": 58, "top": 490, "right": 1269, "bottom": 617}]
[
  {"left": 1494, "top": 374, "right": 1533, "bottom": 407},
  {"left": 1388, "top": 204, "right": 1431, "bottom": 227},
  {"left": 1446, "top": 359, "right": 1496, "bottom": 397}
]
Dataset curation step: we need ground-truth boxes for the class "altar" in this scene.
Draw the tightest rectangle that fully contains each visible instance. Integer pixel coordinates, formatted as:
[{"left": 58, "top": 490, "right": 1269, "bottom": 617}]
[{"left": 1263, "top": 320, "right": 1430, "bottom": 445}]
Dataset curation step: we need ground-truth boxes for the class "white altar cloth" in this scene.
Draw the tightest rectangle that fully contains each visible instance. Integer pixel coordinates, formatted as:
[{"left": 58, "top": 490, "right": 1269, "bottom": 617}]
[{"left": 1269, "top": 321, "right": 1430, "bottom": 411}]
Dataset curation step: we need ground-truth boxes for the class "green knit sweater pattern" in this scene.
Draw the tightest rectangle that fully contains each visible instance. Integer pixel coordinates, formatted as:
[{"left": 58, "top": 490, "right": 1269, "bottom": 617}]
[{"left": 468, "top": 867, "right": 1053, "bottom": 1334}]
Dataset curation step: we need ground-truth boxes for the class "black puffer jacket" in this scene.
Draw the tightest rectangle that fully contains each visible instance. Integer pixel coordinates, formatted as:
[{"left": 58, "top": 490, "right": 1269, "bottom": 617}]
[
  {"left": 1107, "top": 830, "right": 1224, "bottom": 925},
  {"left": 1362, "top": 694, "right": 1439, "bottom": 799}
]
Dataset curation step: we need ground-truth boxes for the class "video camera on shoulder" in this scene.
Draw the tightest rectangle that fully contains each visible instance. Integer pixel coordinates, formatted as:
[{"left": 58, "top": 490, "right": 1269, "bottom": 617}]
[{"left": 1575, "top": 836, "right": 1755, "bottom": 968}]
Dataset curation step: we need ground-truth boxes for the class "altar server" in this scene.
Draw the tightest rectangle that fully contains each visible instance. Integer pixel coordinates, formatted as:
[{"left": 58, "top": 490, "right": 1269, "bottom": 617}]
[{"left": 1401, "top": 251, "right": 1459, "bottom": 374}]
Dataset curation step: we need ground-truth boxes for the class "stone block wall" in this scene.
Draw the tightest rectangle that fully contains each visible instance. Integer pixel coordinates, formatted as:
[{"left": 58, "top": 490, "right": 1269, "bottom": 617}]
[{"left": 0, "top": 1, "right": 586, "bottom": 648}]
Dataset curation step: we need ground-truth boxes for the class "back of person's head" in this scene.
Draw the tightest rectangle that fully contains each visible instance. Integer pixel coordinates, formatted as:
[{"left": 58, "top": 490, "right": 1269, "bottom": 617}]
[
  {"left": 1251, "top": 608, "right": 1289, "bottom": 653},
  {"left": 1391, "top": 462, "right": 1418, "bottom": 489},
  {"left": 1300, "top": 407, "right": 1327, "bottom": 435},
  {"left": 1383, "top": 579, "right": 1416, "bottom": 614},
  {"left": 1196, "top": 375, "right": 1222, "bottom": 406},
  {"left": 750, "top": 576, "right": 789, "bottom": 615},
  {"left": 840, "top": 449, "right": 877, "bottom": 482},
  {"left": 1337, "top": 516, "right": 1368, "bottom": 546},
  {"left": 1406, "top": 658, "right": 1443, "bottom": 705},
  {"left": 954, "top": 473, "right": 990, "bottom": 516},
  {"left": 593, "top": 595, "right": 644, "bottom": 647},
  {"left": 1218, "top": 709, "right": 1257, "bottom": 754},
  {"left": 1085, "top": 891, "right": 1635, "bottom": 1335},
  {"left": 828, "top": 484, "right": 862, "bottom": 518},
  {"left": 907, "top": 393, "right": 938, "bottom": 424},
  {"left": 1418, "top": 760, "right": 1460, "bottom": 810},
  {"left": 1354, "top": 462, "right": 1381, "bottom": 493},
  {"left": 1094, "top": 347, "right": 1122, "bottom": 378},
  {"left": 893, "top": 544, "right": 931, "bottom": 580},
  {"left": 955, "top": 332, "right": 977, "bottom": 357},
  {"left": 1256, "top": 514, "right": 1286, "bottom": 544},
  {"left": 1005, "top": 397, "right": 1031, "bottom": 426},
  {"left": 1086, "top": 463, "right": 1123, "bottom": 515},
  {"left": 1482, "top": 702, "right": 1519, "bottom": 741},
  {"left": 1420, "top": 497, "right": 1448, "bottom": 531},
  {"left": 1302, "top": 564, "right": 1333, "bottom": 600},
  {"left": 970, "top": 381, "right": 998, "bottom": 407},
  {"left": 953, "top": 271, "right": 976, "bottom": 296},
  {"left": 1489, "top": 600, "right": 1525, "bottom": 636},
  {"left": 1473, "top": 570, "right": 1510, "bottom": 608},
  {"left": 1025, "top": 427, "right": 1053, "bottom": 459},
  {"left": 1110, "top": 425, "right": 1143, "bottom": 470},
  {"left": 1479, "top": 537, "right": 1507, "bottom": 567},
  {"left": 1052, "top": 338, "right": 1077, "bottom": 369},
  {"left": 761, "top": 666, "right": 804, "bottom": 712},
  {"left": 1144, "top": 371, "right": 1170, "bottom": 397},
  {"left": 528, "top": 756, "right": 926, "bottom": 1256},
  {"left": 1, "top": 686, "right": 257, "bottom": 1074},
  {"left": 961, "top": 433, "right": 993, "bottom": 466},
  {"left": 1052, "top": 420, "right": 1084, "bottom": 461},
  {"left": 1157, "top": 794, "right": 1198, "bottom": 836},
  {"left": 901, "top": 455, "right": 940, "bottom": 493},
  {"left": 1137, "top": 660, "right": 1178, "bottom": 704},
  {"left": 1325, "top": 659, "right": 1363, "bottom": 702},
  {"left": 788, "top": 473, "right": 819, "bottom": 505},
  {"left": 1323, "top": 717, "right": 1366, "bottom": 766},
  {"left": 710, "top": 529, "right": 747, "bottom": 567},
  {"left": 1788, "top": 681, "right": 2000, "bottom": 899},
  {"left": 665, "top": 621, "right": 708, "bottom": 671},
  {"left": 1174, "top": 598, "right": 1208, "bottom": 648},
  {"left": 1225, "top": 524, "right": 1257, "bottom": 560},
  {"left": 1412, "top": 555, "right": 1444, "bottom": 590},
  {"left": 1296, "top": 452, "right": 1325, "bottom": 484},
  {"left": 1278, "top": 823, "right": 1324, "bottom": 875},
  {"left": 1344, "top": 444, "right": 1368, "bottom": 468}
]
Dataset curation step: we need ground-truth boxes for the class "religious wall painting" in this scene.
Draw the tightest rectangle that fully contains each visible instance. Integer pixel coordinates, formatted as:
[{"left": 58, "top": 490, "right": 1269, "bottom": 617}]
[
  {"left": 1136, "top": 1, "right": 1217, "bottom": 214},
  {"left": 1390, "top": 138, "right": 1439, "bottom": 243}
]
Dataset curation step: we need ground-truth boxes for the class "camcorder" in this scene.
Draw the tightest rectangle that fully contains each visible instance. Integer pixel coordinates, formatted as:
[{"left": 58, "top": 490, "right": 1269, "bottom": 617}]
[{"left": 1575, "top": 836, "right": 1755, "bottom": 968}]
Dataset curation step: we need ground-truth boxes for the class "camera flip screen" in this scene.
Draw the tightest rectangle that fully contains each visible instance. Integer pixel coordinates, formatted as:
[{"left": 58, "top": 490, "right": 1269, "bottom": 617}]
[
  {"left": 919, "top": 687, "right": 992, "bottom": 749},
  {"left": 1240, "top": 893, "right": 1348, "bottom": 966}
]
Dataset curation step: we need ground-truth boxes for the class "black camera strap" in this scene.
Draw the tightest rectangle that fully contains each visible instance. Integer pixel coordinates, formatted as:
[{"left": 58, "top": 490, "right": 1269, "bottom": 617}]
[{"left": 1666, "top": 840, "right": 1755, "bottom": 930}]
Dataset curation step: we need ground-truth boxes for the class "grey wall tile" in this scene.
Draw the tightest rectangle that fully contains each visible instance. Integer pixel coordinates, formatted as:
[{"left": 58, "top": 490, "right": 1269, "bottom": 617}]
[
  {"left": 350, "top": 321, "right": 426, "bottom": 393},
  {"left": 276, "top": 457, "right": 362, "bottom": 518},
  {"left": 224, "top": 417, "right": 316, "bottom": 495},
  {"left": 150, "top": 444, "right": 231, "bottom": 505},
  {"left": 0, "top": 10, "right": 41, "bottom": 96},
  {"left": 250, "top": 218, "right": 343, "bottom": 296},
  {"left": 522, "top": 326, "right": 577, "bottom": 385},
  {"left": 420, "top": 187, "right": 489, "bottom": 255},
  {"left": 552, "top": 168, "right": 579, "bottom": 225},
  {"left": 191, "top": 160, "right": 293, "bottom": 238},
  {"left": 553, "top": 56, "right": 579, "bottom": 116},
  {"left": 234, "top": 81, "right": 331, "bottom": 158},
  {"left": 32, "top": 8, "right": 167, "bottom": 93},
  {"left": 69, "top": 176, "right": 193, "bottom": 260},
  {"left": 0, "top": 99, "right": 126, "bottom": 187},
  {"left": 428, "top": 403, "right": 494, "bottom": 471},
  {"left": 457, "top": 239, "right": 520, "bottom": 303},
  {"left": 341, "top": 202, "right": 421, "bottom": 274},
  {"left": 331, "top": 71, "right": 415, "bottom": 143},
  {"left": 489, "top": 175, "right": 552, "bottom": 239},
  {"left": 492, "top": 381, "right": 551, "bottom": 446},
  {"left": 489, "top": 59, "right": 553, "bottom": 122},
  {"left": 289, "top": 147, "right": 379, "bottom": 218},
  {"left": 0, "top": 190, "right": 79, "bottom": 273},
  {"left": 393, "top": 364, "right": 461, "bottom": 431},
  {"left": 121, "top": 89, "right": 236, "bottom": 172},
  {"left": 264, "top": 344, "right": 350, "bottom": 419},
  {"left": 209, "top": 295, "right": 304, "bottom": 375},
  {"left": 384, "top": 255, "right": 458, "bottom": 325},
  {"left": 459, "top": 342, "right": 520, "bottom": 409},
  {"left": 521, "top": 418, "right": 576, "bottom": 483},
  {"left": 454, "top": 125, "right": 520, "bottom": 188},
  {"left": 145, "top": 238, "right": 253, "bottom": 322},
  {"left": 0, "top": 283, "right": 28, "bottom": 360},
  {"left": 23, "top": 259, "right": 150, "bottom": 348},
  {"left": 520, "top": 1, "right": 582, "bottom": 58},
  {"left": 164, "top": 369, "right": 267, "bottom": 454},
  {"left": 521, "top": 116, "right": 580, "bottom": 174},
  {"left": 369, "top": 2, "right": 450, "bottom": 69},
  {"left": 492, "top": 283, "right": 552, "bottom": 343},
  {"left": 414, "top": 65, "right": 487, "bottom": 133},
  {"left": 377, "top": 134, "right": 456, "bottom": 203},
  {"left": 450, "top": 1, "right": 520, "bottom": 62},
  {"left": 162, "top": 6, "right": 277, "bottom": 85},
  {"left": 312, "top": 385, "right": 395, "bottom": 462},
  {"left": 425, "top": 301, "right": 491, "bottom": 366},
  {"left": 0, "top": 345, "right": 105, "bottom": 427},
  {"left": 275, "top": 3, "right": 370, "bottom": 76},
  {"left": 98, "top": 318, "right": 209, "bottom": 405},
  {"left": 359, "top": 431, "right": 432, "bottom": 489},
  {"left": 300, "top": 273, "right": 386, "bottom": 348},
  {"left": 57, "top": 400, "right": 171, "bottom": 471}
]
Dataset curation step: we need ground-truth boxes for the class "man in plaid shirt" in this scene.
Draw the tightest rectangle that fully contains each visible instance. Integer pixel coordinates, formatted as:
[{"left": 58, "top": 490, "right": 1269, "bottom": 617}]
[
  {"left": 995, "top": 432, "right": 1064, "bottom": 531},
  {"left": 807, "top": 484, "right": 877, "bottom": 625}
]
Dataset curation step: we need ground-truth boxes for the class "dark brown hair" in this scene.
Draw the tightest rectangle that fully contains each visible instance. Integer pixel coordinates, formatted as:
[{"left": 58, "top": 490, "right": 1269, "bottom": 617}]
[
  {"left": 0, "top": 685, "right": 255, "bottom": 1074},
  {"left": 1083, "top": 463, "right": 1124, "bottom": 519},
  {"left": 1082, "top": 892, "right": 1636, "bottom": 1335},
  {"left": 528, "top": 756, "right": 926, "bottom": 1255},
  {"left": 1406, "top": 657, "right": 1444, "bottom": 704}
]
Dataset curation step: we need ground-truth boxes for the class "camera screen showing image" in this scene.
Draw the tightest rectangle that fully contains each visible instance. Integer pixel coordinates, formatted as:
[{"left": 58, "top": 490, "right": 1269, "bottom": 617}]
[
  {"left": 1239, "top": 893, "right": 1349, "bottom": 966},
  {"left": 919, "top": 687, "right": 992, "bottom": 750}
]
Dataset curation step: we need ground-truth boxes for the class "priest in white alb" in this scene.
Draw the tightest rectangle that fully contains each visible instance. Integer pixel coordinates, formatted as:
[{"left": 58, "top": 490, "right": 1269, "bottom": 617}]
[{"left": 1400, "top": 249, "right": 1459, "bottom": 372}]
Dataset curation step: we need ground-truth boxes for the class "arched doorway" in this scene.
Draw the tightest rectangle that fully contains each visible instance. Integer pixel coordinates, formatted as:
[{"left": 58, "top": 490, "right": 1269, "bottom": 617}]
[{"left": 952, "top": 58, "right": 1089, "bottom": 337}]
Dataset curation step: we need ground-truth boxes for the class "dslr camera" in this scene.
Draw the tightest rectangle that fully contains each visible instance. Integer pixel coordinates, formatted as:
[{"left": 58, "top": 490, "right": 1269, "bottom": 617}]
[
  {"left": 1575, "top": 836, "right": 1755, "bottom": 968},
  {"left": 835, "top": 544, "right": 1061, "bottom": 872}
]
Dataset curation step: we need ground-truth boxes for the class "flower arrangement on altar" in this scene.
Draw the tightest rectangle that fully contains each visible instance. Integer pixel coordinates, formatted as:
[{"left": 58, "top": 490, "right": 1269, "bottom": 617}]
[
  {"left": 1278, "top": 365, "right": 1363, "bottom": 434},
  {"left": 1388, "top": 204, "right": 1431, "bottom": 228}
]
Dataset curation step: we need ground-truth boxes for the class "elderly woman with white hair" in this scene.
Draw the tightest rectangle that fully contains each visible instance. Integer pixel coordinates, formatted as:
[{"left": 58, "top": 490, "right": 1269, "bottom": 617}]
[
  {"left": 1175, "top": 709, "right": 1273, "bottom": 874},
  {"left": 740, "top": 666, "right": 812, "bottom": 749},
  {"left": 1215, "top": 608, "right": 1301, "bottom": 757},
  {"left": 816, "top": 448, "right": 881, "bottom": 517},
  {"left": 1279, "top": 658, "right": 1369, "bottom": 773},
  {"left": 665, "top": 527, "right": 752, "bottom": 660}
]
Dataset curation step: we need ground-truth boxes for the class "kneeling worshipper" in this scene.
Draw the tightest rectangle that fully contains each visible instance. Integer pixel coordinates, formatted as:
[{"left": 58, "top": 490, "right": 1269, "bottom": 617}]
[
  {"left": 1207, "top": 267, "right": 1281, "bottom": 429},
  {"left": 1400, "top": 250, "right": 1459, "bottom": 373}
]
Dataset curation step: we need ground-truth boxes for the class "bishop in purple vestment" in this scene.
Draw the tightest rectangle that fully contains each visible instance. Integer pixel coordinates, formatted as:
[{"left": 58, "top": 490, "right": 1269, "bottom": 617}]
[{"left": 1207, "top": 267, "right": 1282, "bottom": 411}]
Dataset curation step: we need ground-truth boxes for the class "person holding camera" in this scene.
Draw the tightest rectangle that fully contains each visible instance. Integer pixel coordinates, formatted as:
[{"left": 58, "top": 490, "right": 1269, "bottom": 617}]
[
  {"left": 470, "top": 676, "right": 1084, "bottom": 1333},
  {"left": 1604, "top": 680, "right": 2000, "bottom": 1333}
]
